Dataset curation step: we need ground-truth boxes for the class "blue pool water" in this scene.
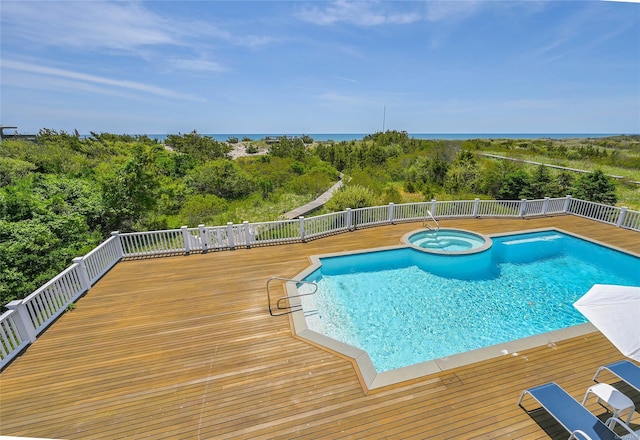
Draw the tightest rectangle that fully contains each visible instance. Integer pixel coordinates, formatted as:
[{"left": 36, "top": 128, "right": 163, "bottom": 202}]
[{"left": 300, "top": 231, "right": 640, "bottom": 373}]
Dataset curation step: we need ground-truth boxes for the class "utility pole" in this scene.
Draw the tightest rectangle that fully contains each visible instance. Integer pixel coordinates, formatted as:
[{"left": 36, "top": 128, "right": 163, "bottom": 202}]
[{"left": 382, "top": 106, "right": 386, "bottom": 132}]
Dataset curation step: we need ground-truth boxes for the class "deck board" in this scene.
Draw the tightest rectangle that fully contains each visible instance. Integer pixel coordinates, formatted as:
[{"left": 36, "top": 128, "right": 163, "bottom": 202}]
[{"left": 1, "top": 216, "right": 639, "bottom": 439}]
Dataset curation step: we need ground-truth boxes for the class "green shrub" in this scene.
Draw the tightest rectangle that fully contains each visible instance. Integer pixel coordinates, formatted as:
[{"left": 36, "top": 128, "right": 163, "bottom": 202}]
[
  {"left": 178, "top": 194, "right": 228, "bottom": 226},
  {"left": 325, "top": 185, "right": 376, "bottom": 211}
]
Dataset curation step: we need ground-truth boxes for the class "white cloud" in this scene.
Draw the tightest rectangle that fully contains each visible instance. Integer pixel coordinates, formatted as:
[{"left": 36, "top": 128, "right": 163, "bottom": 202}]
[
  {"left": 3, "top": 60, "right": 203, "bottom": 101},
  {"left": 333, "top": 75, "right": 359, "bottom": 83},
  {"left": 297, "top": 1, "right": 420, "bottom": 26},
  {"left": 424, "top": 1, "right": 484, "bottom": 22},
  {"left": 1, "top": 1, "right": 175, "bottom": 51},
  {"left": 0, "top": 1, "right": 273, "bottom": 63},
  {"left": 235, "top": 35, "right": 278, "bottom": 48},
  {"left": 295, "top": 0, "right": 492, "bottom": 27},
  {"left": 165, "top": 57, "right": 227, "bottom": 73}
]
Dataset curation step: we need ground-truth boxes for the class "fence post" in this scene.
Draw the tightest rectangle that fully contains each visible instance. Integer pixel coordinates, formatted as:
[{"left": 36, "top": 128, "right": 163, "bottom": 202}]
[
  {"left": 346, "top": 208, "right": 353, "bottom": 230},
  {"left": 227, "top": 222, "right": 235, "bottom": 250},
  {"left": 72, "top": 257, "right": 92, "bottom": 293},
  {"left": 430, "top": 199, "right": 437, "bottom": 217},
  {"left": 198, "top": 224, "right": 209, "bottom": 253},
  {"left": 542, "top": 197, "right": 550, "bottom": 216},
  {"left": 243, "top": 221, "right": 252, "bottom": 248},
  {"left": 472, "top": 198, "right": 480, "bottom": 218},
  {"left": 6, "top": 301, "right": 37, "bottom": 343},
  {"left": 181, "top": 226, "right": 192, "bottom": 254},
  {"left": 388, "top": 203, "right": 395, "bottom": 224},
  {"left": 616, "top": 207, "right": 628, "bottom": 228},
  {"left": 519, "top": 199, "right": 528, "bottom": 218},
  {"left": 111, "top": 231, "right": 124, "bottom": 259},
  {"left": 563, "top": 195, "right": 572, "bottom": 213},
  {"left": 299, "top": 216, "right": 306, "bottom": 241}
]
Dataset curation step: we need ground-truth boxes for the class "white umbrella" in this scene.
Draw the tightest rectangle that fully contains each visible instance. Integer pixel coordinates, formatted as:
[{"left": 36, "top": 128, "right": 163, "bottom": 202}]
[{"left": 574, "top": 284, "right": 640, "bottom": 362}]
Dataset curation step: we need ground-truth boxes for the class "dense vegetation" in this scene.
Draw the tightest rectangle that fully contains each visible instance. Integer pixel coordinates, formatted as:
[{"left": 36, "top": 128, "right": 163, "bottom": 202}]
[{"left": 1, "top": 129, "right": 638, "bottom": 305}]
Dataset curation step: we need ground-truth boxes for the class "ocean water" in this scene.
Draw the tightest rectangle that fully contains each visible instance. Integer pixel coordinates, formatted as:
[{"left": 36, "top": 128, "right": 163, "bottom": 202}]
[{"left": 146, "top": 133, "right": 621, "bottom": 143}]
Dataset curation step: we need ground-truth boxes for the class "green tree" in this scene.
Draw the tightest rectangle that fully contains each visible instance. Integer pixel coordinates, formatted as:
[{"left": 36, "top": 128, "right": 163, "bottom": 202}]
[
  {"left": 573, "top": 170, "right": 617, "bottom": 205},
  {"left": 403, "top": 153, "right": 452, "bottom": 195},
  {"left": 0, "top": 174, "right": 103, "bottom": 304},
  {"left": 444, "top": 151, "right": 479, "bottom": 193},
  {"left": 100, "top": 151, "right": 159, "bottom": 231},
  {"left": 498, "top": 170, "right": 531, "bottom": 200},
  {"left": 0, "top": 157, "right": 37, "bottom": 187},
  {"left": 349, "top": 166, "right": 387, "bottom": 196},
  {"left": 556, "top": 171, "right": 575, "bottom": 197},
  {"left": 1, "top": 136, "right": 90, "bottom": 175},
  {"left": 381, "top": 185, "right": 402, "bottom": 204},
  {"left": 428, "top": 157, "right": 450, "bottom": 187},
  {"left": 362, "top": 130, "right": 410, "bottom": 146},
  {"left": 288, "top": 169, "right": 333, "bottom": 197},
  {"left": 185, "top": 160, "right": 255, "bottom": 199},
  {"left": 178, "top": 194, "right": 228, "bottom": 226},
  {"left": 527, "top": 165, "right": 553, "bottom": 199},
  {"left": 165, "top": 130, "right": 231, "bottom": 162},
  {"left": 479, "top": 160, "right": 519, "bottom": 198},
  {"left": 269, "top": 137, "right": 307, "bottom": 161}
]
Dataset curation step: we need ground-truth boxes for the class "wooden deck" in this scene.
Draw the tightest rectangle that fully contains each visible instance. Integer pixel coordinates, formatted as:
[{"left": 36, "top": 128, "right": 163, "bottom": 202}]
[{"left": 1, "top": 216, "right": 639, "bottom": 439}]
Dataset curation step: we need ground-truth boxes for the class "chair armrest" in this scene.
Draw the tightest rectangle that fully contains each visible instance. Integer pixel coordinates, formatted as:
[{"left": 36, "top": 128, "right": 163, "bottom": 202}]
[
  {"left": 569, "top": 429, "right": 594, "bottom": 440},
  {"left": 606, "top": 417, "right": 639, "bottom": 438}
]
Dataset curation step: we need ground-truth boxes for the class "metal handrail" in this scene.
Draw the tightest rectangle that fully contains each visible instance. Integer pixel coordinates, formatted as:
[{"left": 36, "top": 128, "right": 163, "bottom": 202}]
[
  {"left": 267, "top": 276, "right": 318, "bottom": 316},
  {"left": 423, "top": 209, "right": 440, "bottom": 232}
]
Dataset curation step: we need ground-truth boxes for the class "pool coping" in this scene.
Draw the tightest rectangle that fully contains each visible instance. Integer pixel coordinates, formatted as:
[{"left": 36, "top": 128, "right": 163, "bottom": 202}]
[{"left": 286, "top": 227, "right": 639, "bottom": 392}]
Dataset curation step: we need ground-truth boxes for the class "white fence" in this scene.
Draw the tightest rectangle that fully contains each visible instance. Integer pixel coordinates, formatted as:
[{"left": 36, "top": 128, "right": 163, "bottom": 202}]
[
  {"left": 1, "top": 234, "right": 122, "bottom": 368},
  {"left": 2, "top": 196, "right": 638, "bottom": 369}
]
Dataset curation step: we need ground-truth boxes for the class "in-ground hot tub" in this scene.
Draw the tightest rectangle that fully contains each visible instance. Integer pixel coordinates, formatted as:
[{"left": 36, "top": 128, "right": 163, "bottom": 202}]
[{"left": 402, "top": 228, "right": 492, "bottom": 254}]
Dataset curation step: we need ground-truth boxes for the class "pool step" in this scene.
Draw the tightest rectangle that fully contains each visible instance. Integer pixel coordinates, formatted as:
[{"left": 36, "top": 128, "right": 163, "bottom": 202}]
[
  {"left": 413, "top": 236, "right": 478, "bottom": 249},
  {"left": 502, "top": 234, "right": 564, "bottom": 246}
]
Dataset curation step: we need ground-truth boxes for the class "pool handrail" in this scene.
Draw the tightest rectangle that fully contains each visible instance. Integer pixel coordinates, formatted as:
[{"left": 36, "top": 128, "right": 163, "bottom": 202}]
[
  {"left": 267, "top": 276, "right": 318, "bottom": 316},
  {"left": 422, "top": 209, "right": 440, "bottom": 232}
]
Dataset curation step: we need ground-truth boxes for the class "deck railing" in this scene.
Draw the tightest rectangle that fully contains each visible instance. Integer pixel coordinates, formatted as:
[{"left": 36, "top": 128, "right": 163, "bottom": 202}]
[
  {"left": 2, "top": 196, "right": 638, "bottom": 369},
  {"left": 1, "top": 234, "right": 122, "bottom": 368}
]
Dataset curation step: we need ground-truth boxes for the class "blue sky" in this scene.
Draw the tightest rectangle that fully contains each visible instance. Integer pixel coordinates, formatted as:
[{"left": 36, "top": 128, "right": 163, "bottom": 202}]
[{"left": 1, "top": 1, "right": 639, "bottom": 135}]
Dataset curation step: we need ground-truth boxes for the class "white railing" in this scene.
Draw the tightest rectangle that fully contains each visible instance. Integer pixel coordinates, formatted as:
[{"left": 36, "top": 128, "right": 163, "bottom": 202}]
[
  {"left": 546, "top": 197, "right": 568, "bottom": 214},
  {"left": 352, "top": 205, "right": 391, "bottom": 227},
  {"left": 0, "top": 310, "right": 30, "bottom": 363},
  {"left": 120, "top": 229, "right": 185, "bottom": 256},
  {"left": 619, "top": 209, "right": 640, "bottom": 230},
  {"left": 393, "top": 202, "right": 431, "bottom": 222},
  {"left": 476, "top": 199, "right": 520, "bottom": 217},
  {"left": 1, "top": 231, "right": 123, "bottom": 369},
  {"left": 251, "top": 219, "right": 301, "bottom": 245},
  {"left": 2, "top": 196, "right": 638, "bottom": 369},
  {"left": 83, "top": 233, "right": 123, "bottom": 284},
  {"left": 304, "top": 211, "right": 347, "bottom": 239},
  {"left": 434, "top": 199, "right": 476, "bottom": 218},
  {"left": 568, "top": 198, "right": 624, "bottom": 226}
]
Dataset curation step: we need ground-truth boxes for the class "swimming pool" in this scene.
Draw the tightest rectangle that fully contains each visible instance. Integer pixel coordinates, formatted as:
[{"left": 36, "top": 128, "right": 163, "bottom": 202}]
[{"left": 294, "top": 229, "right": 640, "bottom": 381}]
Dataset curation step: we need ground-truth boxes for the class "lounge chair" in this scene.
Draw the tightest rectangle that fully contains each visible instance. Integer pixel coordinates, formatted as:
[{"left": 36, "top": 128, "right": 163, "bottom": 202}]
[
  {"left": 594, "top": 361, "right": 640, "bottom": 393},
  {"left": 518, "top": 382, "right": 622, "bottom": 440},
  {"left": 606, "top": 417, "right": 640, "bottom": 440}
]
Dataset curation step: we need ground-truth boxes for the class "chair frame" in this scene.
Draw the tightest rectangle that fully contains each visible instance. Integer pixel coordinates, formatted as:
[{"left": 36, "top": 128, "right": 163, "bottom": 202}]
[
  {"left": 594, "top": 360, "right": 640, "bottom": 393},
  {"left": 518, "top": 382, "right": 622, "bottom": 440}
]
